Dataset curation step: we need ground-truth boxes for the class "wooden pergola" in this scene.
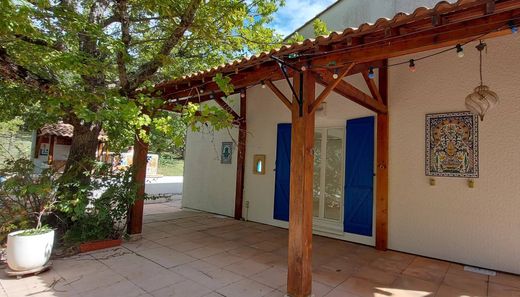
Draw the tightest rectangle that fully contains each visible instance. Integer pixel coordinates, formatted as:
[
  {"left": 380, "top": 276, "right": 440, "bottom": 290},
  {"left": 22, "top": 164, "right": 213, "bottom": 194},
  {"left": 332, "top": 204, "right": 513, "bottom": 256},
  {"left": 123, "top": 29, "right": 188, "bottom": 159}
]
[{"left": 128, "top": 1, "right": 520, "bottom": 296}]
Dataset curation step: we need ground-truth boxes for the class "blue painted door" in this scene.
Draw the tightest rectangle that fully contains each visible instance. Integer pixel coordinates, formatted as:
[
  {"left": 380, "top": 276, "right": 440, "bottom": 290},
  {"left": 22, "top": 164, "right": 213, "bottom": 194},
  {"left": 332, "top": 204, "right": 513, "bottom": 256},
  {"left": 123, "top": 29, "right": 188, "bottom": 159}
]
[
  {"left": 273, "top": 124, "right": 291, "bottom": 221},
  {"left": 344, "top": 116, "right": 375, "bottom": 236}
]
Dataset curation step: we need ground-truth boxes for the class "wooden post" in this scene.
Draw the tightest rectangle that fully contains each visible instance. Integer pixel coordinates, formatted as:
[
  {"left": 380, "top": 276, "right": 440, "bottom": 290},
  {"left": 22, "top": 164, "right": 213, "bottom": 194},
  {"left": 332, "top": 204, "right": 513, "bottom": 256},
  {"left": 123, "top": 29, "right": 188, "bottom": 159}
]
[
  {"left": 234, "top": 91, "right": 247, "bottom": 220},
  {"left": 375, "top": 61, "right": 389, "bottom": 251},
  {"left": 48, "top": 135, "right": 55, "bottom": 165},
  {"left": 287, "top": 71, "right": 315, "bottom": 297},
  {"left": 128, "top": 128, "right": 149, "bottom": 235}
]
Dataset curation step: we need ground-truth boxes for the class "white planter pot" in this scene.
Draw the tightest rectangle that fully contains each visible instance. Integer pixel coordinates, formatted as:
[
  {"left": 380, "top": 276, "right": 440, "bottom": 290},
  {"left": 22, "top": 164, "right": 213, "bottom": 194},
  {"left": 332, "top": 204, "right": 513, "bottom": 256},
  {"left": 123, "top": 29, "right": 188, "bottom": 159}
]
[{"left": 6, "top": 229, "right": 54, "bottom": 271}]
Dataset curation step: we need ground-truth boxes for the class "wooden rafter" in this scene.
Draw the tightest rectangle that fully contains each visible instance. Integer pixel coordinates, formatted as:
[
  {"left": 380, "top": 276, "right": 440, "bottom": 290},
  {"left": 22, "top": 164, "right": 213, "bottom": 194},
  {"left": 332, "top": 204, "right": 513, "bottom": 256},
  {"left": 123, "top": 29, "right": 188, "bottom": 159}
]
[
  {"left": 315, "top": 73, "right": 388, "bottom": 114},
  {"left": 265, "top": 80, "right": 292, "bottom": 110},
  {"left": 214, "top": 96, "right": 239, "bottom": 120},
  {"left": 309, "top": 63, "right": 355, "bottom": 113},
  {"left": 362, "top": 70, "right": 383, "bottom": 103}
]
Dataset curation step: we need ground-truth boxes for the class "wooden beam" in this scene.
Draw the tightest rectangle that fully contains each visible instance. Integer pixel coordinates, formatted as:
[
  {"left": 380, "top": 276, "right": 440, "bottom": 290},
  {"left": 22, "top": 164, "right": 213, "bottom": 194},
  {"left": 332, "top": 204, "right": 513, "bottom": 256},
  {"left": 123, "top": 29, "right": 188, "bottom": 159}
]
[
  {"left": 310, "top": 7, "right": 519, "bottom": 67},
  {"left": 234, "top": 93, "right": 247, "bottom": 220},
  {"left": 48, "top": 135, "right": 55, "bottom": 165},
  {"left": 214, "top": 96, "right": 240, "bottom": 120},
  {"left": 362, "top": 70, "right": 383, "bottom": 103},
  {"left": 375, "top": 60, "right": 389, "bottom": 251},
  {"left": 309, "top": 63, "right": 355, "bottom": 113},
  {"left": 128, "top": 128, "right": 149, "bottom": 235},
  {"left": 315, "top": 74, "right": 388, "bottom": 114},
  {"left": 287, "top": 71, "right": 315, "bottom": 297},
  {"left": 33, "top": 135, "right": 41, "bottom": 159},
  {"left": 265, "top": 80, "right": 292, "bottom": 110}
]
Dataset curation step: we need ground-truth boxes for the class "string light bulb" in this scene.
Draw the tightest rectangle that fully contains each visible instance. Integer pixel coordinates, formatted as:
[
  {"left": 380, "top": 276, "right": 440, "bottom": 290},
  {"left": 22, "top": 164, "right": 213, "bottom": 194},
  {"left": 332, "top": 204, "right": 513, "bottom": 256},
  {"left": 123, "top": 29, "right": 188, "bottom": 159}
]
[
  {"left": 240, "top": 90, "right": 246, "bottom": 98},
  {"left": 409, "top": 59, "right": 416, "bottom": 72},
  {"left": 301, "top": 65, "right": 307, "bottom": 71},
  {"left": 368, "top": 67, "right": 375, "bottom": 79},
  {"left": 456, "top": 44, "right": 464, "bottom": 58},
  {"left": 332, "top": 69, "right": 339, "bottom": 79},
  {"left": 509, "top": 21, "right": 518, "bottom": 34},
  {"left": 261, "top": 81, "right": 266, "bottom": 88},
  {"left": 199, "top": 88, "right": 204, "bottom": 93}
]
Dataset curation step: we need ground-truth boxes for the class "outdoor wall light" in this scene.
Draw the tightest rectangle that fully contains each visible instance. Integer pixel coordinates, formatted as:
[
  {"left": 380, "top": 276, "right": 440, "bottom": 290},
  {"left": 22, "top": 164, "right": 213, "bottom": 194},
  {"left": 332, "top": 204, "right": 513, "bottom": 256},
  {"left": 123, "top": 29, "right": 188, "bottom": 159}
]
[
  {"left": 467, "top": 179, "right": 475, "bottom": 188},
  {"left": 253, "top": 155, "right": 266, "bottom": 175},
  {"left": 429, "top": 178, "right": 436, "bottom": 186}
]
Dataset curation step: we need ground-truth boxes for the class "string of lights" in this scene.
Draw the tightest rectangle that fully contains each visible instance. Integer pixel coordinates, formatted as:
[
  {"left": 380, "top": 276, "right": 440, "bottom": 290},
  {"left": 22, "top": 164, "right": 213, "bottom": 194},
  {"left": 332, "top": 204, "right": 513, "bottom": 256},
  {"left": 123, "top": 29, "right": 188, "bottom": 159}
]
[{"left": 162, "top": 18, "right": 519, "bottom": 101}]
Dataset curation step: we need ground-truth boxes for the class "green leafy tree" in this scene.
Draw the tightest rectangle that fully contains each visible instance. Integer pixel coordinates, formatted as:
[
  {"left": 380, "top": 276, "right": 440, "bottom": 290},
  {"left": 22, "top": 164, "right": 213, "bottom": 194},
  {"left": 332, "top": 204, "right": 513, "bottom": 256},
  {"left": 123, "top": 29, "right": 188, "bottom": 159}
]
[
  {"left": 0, "top": 0, "right": 284, "bottom": 177},
  {"left": 313, "top": 18, "right": 330, "bottom": 36}
]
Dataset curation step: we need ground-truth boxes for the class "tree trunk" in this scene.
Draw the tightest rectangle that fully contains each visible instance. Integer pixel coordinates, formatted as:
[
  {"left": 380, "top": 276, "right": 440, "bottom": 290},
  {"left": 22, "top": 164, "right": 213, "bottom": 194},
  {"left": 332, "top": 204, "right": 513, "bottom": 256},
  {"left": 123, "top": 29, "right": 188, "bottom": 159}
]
[{"left": 64, "top": 115, "right": 102, "bottom": 174}]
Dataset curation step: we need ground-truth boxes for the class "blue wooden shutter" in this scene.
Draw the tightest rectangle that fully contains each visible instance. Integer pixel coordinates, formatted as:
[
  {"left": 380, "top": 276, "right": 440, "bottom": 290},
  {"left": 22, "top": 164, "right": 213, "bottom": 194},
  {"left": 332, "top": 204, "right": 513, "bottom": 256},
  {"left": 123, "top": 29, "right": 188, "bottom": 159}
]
[
  {"left": 344, "top": 116, "right": 375, "bottom": 236},
  {"left": 273, "top": 123, "right": 291, "bottom": 221}
]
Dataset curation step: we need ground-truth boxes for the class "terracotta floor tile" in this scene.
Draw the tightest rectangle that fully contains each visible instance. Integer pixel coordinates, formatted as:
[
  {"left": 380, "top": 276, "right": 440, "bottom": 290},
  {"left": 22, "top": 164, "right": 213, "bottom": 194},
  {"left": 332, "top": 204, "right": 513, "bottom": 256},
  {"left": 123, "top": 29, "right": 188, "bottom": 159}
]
[
  {"left": 203, "top": 251, "right": 244, "bottom": 267},
  {"left": 490, "top": 272, "right": 520, "bottom": 289},
  {"left": 337, "top": 277, "right": 386, "bottom": 297},
  {"left": 250, "top": 266, "right": 288, "bottom": 289},
  {"left": 354, "top": 265, "right": 398, "bottom": 285},
  {"left": 488, "top": 282, "right": 520, "bottom": 297},
  {"left": 216, "top": 278, "right": 275, "bottom": 297},
  {"left": 442, "top": 268, "right": 488, "bottom": 296},
  {"left": 7, "top": 205, "right": 519, "bottom": 297},
  {"left": 435, "top": 284, "right": 486, "bottom": 297},
  {"left": 137, "top": 247, "right": 197, "bottom": 268},
  {"left": 150, "top": 279, "right": 212, "bottom": 297},
  {"left": 313, "top": 264, "right": 355, "bottom": 287},
  {"left": 224, "top": 259, "right": 271, "bottom": 277},
  {"left": 403, "top": 257, "right": 450, "bottom": 283},
  {"left": 391, "top": 275, "right": 440, "bottom": 296}
]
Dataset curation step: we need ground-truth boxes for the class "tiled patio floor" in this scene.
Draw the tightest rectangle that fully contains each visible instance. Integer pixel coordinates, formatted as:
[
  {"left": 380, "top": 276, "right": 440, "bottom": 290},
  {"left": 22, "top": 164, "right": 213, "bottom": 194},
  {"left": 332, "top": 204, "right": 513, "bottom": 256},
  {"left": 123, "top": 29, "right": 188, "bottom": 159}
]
[{"left": 1, "top": 200, "right": 519, "bottom": 297}]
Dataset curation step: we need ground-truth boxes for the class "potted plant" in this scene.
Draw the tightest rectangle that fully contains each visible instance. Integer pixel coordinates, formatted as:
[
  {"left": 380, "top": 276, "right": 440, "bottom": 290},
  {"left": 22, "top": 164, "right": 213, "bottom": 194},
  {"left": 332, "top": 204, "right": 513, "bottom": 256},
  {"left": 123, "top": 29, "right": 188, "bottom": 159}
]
[{"left": 0, "top": 159, "right": 58, "bottom": 272}]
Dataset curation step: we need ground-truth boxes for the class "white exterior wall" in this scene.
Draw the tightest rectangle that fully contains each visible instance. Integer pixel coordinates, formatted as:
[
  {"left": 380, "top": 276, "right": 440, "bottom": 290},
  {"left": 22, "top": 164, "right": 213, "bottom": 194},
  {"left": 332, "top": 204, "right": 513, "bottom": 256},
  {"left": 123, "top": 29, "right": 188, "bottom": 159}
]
[
  {"left": 295, "top": 0, "right": 455, "bottom": 39},
  {"left": 387, "top": 34, "right": 520, "bottom": 275},
  {"left": 183, "top": 33, "right": 520, "bottom": 275},
  {"left": 182, "top": 98, "right": 240, "bottom": 217}
]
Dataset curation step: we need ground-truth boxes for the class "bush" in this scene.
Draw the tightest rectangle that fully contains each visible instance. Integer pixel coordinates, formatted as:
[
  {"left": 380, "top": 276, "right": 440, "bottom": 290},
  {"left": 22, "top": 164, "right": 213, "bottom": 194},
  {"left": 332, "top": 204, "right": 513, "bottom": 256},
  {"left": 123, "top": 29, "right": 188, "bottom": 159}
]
[
  {"left": 0, "top": 158, "right": 138, "bottom": 246},
  {"left": 0, "top": 158, "right": 59, "bottom": 243},
  {"left": 58, "top": 163, "right": 137, "bottom": 243}
]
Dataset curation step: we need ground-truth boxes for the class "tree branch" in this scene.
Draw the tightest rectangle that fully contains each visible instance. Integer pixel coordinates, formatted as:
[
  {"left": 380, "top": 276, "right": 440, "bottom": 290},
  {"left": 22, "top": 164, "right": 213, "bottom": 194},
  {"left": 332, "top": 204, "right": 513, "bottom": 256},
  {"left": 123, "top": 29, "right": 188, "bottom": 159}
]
[
  {"left": 0, "top": 47, "right": 54, "bottom": 91},
  {"left": 116, "top": 0, "right": 131, "bottom": 93},
  {"left": 128, "top": 0, "right": 202, "bottom": 91}
]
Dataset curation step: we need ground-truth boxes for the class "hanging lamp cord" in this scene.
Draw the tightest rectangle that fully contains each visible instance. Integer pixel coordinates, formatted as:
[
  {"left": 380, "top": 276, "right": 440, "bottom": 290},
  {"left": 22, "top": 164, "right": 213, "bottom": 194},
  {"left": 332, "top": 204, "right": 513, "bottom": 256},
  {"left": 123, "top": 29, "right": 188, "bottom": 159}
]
[{"left": 476, "top": 40, "right": 487, "bottom": 88}]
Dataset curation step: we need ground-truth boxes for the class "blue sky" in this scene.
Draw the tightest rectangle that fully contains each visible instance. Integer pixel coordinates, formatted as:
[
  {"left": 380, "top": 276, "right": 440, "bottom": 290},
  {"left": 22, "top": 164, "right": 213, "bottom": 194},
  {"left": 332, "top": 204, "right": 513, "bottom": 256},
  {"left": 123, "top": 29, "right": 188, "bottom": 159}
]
[{"left": 269, "top": 0, "right": 337, "bottom": 37}]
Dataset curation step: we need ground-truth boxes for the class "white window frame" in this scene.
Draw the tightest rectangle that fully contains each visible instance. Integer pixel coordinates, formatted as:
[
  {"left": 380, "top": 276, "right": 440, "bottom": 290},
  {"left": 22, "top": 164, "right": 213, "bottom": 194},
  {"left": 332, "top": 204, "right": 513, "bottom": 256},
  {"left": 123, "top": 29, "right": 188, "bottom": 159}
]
[{"left": 312, "top": 127, "right": 345, "bottom": 235}]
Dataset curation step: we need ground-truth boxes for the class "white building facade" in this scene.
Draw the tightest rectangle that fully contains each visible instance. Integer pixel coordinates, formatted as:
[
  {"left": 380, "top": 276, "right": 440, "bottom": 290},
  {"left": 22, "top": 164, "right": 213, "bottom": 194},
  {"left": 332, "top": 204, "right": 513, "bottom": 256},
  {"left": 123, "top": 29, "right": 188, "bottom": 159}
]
[{"left": 182, "top": 1, "right": 520, "bottom": 275}]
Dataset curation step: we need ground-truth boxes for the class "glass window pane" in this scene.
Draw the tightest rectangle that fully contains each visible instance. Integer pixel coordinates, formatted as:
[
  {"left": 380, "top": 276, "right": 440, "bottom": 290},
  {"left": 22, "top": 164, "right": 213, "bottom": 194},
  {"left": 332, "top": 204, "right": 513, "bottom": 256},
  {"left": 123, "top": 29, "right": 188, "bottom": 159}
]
[
  {"left": 324, "top": 128, "right": 343, "bottom": 221},
  {"left": 313, "top": 131, "right": 322, "bottom": 218}
]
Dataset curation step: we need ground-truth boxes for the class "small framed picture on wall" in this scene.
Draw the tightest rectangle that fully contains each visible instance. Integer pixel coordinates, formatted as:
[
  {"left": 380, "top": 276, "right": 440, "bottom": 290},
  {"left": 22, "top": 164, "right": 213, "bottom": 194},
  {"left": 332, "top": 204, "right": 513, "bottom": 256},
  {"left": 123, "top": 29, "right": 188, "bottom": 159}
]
[{"left": 221, "top": 142, "right": 233, "bottom": 164}]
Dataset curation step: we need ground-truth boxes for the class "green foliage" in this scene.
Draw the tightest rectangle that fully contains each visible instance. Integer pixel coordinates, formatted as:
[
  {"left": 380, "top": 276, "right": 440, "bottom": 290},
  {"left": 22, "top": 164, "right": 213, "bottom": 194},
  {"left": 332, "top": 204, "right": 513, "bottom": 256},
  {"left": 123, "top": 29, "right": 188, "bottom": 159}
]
[
  {"left": 157, "top": 157, "right": 184, "bottom": 176},
  {"left": 58, "top": 163, "right": 138, "bottom": 243},
  {"left": 16, "top": 225, "right": 53, "bottom": 236},
  {"left": 312, "top": 18, "right": 330, "bottom": 37},
  {"left": 0, "top": 158, "right": 59, "bottom": 242},
  {"left": 0, "top": 0, "right": 284, "bottom": 156},
  {"left": 286, "top": 32, "right": 305, "bottom": 44}
]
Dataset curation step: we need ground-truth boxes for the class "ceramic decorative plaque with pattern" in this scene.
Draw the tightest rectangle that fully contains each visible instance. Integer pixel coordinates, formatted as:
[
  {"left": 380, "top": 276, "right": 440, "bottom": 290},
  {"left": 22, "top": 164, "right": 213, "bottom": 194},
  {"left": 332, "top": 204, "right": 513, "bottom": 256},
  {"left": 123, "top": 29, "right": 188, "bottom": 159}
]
[{"left": 426, "top": 111, "right": 478, "bottom": 177}]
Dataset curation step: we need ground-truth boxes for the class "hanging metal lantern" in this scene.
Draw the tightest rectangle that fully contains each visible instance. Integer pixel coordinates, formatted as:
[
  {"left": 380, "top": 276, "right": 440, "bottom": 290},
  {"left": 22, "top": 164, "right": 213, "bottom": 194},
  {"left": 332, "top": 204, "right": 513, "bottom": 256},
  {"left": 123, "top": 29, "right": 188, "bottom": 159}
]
[
  {"left": 465, "top": 85, "right": 499, "bottom": 121},
  {"left": 465, "top": 41, "right": 499, "bottom": 121}
]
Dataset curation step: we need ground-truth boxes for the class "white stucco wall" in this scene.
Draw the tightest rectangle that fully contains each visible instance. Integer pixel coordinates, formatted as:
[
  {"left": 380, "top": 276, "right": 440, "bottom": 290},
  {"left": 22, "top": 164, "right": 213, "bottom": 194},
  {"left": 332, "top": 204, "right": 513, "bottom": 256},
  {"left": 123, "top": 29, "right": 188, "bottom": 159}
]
[
  {"left": 183, "top": 33, "right": 520, "bottom": 274},
  {"left": 182, "top": 97, "right": 240, "bottom": 217},
  {"left": 387, "top": 34, "right": 520, "bottom": 275},
  {"left": 294, "top": 0, "right": 456, "bottom": 39}
]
